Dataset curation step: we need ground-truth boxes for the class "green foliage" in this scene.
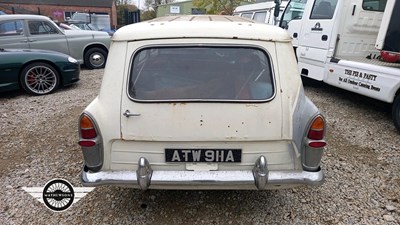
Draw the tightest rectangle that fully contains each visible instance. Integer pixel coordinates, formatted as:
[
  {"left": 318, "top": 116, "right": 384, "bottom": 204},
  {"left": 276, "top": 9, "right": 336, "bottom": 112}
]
[
  {"left": 116, "top": 2, "right": 138, "bottom": 26},
  {"left": 193, "top": 0, "right": 252, "bottom": 15},
  {"left": 141, "top": 10, "right": 157, "bottom": 21}
]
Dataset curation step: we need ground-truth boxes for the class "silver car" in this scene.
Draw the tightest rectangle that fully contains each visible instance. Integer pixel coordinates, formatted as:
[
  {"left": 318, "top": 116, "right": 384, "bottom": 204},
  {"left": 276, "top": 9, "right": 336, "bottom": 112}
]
[{"left": 0, "top": 14, "right": 110, "bottom": 69}]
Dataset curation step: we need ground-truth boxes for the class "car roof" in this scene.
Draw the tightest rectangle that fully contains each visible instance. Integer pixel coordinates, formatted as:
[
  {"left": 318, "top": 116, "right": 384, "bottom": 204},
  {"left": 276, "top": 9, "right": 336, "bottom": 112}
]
[
  {"left": 0, "top": 14, "right": 51, "bottom": 21},
  {"left": 113, "top": 15, "right": 291, "bottom": 43}
]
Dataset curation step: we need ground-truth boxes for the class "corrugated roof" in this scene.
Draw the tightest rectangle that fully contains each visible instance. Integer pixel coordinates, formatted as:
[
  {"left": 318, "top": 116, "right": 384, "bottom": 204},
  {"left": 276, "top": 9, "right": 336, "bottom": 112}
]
[{"left": 0, "top": 0, "right": 114, "bottom": 7}]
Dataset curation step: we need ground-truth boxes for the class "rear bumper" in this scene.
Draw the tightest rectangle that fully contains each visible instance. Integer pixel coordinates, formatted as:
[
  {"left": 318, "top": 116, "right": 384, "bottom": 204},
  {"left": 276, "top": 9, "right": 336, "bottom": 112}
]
[{"left": 81, "top": 156, "right": 324, "bottom": 190}]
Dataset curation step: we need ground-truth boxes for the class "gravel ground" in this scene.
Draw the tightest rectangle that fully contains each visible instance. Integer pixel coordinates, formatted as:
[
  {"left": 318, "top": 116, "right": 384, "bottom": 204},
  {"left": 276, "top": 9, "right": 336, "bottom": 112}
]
[{"left": 0, "top": 69, "right": 399, "bottom": 225}]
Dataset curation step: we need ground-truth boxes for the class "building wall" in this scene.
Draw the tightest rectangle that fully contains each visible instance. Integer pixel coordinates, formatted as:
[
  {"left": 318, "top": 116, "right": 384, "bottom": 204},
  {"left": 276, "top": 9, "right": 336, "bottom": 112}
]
[
  {"left": 0, "top": 3, "right": 117, "bottom": 28},
  {"left": 157, "top": 1, "right": 206, "bottom": 17}
]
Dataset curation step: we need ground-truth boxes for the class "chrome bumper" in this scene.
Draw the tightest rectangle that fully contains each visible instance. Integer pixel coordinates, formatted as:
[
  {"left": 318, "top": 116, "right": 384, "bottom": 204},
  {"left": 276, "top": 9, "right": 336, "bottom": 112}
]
[{"left": 81, "top": 156, "right": 324, "bottom": 190}]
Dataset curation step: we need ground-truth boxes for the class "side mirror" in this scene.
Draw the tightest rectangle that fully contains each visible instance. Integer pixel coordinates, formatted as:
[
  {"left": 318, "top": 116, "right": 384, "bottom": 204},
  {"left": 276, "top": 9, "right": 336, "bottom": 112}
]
[
  {"left": 273, "top": 0, "right": 281, "bottom": 18},
  {"left": 274, "top": 5, "right": 280, "bottom": 18},
  {"left": 280, "top": 21, "right": 288, "bottom": 29}
]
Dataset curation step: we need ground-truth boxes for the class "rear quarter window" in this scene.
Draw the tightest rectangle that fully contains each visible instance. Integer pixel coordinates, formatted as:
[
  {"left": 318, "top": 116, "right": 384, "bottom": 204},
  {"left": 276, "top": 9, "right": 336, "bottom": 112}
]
[{"left": 128, "top": 46, "right": 275, "bottom": 102}]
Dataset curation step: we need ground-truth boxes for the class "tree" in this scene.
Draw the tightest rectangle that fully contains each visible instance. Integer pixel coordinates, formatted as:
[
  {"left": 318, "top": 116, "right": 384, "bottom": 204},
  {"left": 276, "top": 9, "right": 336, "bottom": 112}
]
[
  {"left": 193, "top": 0, "right": 252, "bottom": 15},
  {"left": 116, "top": 0, "right": 138, "bottom": 26},
  {"left": 145, "top": 0, "right": 175, "bottom": 14},
  {"left": 141, "top": 0, "right": 175, "bottom": 20},
  {"left": 141, "top": 10, "right": 156, "bottom": 21},
  {"left": 141, "top": 0, "right": 157, "bottom": 20}
]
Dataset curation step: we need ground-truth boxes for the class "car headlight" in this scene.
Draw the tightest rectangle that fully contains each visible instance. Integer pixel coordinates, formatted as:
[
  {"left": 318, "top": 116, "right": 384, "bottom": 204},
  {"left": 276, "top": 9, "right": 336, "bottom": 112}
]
[{"left": 68, "top": 57, "right": 78, "bottom": 64}]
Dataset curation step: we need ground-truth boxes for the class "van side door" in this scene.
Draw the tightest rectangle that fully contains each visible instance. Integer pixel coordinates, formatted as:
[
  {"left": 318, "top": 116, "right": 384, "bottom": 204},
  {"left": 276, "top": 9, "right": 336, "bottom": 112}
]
[
  {"left": 297, "top": 0, "right": 339, "bottom": 80},
  {"left": 280, "top": 0, "right": 308, "bottom": 47}
]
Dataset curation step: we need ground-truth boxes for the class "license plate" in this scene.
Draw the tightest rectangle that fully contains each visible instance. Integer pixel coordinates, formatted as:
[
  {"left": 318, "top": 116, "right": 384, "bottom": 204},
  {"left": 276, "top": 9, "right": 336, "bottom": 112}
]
[{"left": 165, "top": 149, "right": 241, "bottom": 163}]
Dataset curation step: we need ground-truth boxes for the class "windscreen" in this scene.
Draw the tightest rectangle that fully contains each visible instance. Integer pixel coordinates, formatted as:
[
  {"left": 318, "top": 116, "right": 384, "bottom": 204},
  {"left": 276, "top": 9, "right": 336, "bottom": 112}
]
[{"left": 129, "top": 46, "right": 274, "bottom": 102}]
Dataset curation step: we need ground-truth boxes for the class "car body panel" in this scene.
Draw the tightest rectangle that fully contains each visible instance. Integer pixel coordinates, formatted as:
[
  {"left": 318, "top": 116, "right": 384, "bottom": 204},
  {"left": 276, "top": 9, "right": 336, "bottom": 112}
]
[
  {"left": 120, "top": 40, "right": 283, "bottom": 142},
  {"left": 0, "top": 19, "right": 29, "bottom": 49},
  {"left": 26, "top": 19, "right": 71, "bottom": 57},
  {"left": 0, "top": 48, "right": 80, "bottom": 93},
  {"left": 63, "top": 29, "right": 110, "bottom": 64}
]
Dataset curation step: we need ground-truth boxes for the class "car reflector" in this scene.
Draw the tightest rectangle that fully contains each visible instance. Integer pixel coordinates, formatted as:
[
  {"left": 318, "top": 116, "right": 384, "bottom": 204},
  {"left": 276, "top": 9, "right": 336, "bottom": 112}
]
[
  {"left": 79, "top": 140, "right": 96, "bottom": 147},
  {"left": 308, "top": 141, "right": 326, "bottom": 148}
]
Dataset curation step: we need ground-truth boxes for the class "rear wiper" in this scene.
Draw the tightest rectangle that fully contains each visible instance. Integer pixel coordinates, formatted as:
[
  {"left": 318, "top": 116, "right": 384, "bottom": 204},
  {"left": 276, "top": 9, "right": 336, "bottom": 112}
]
[{"left": 0, "top": 48, "right": 4, "bottom": 52}]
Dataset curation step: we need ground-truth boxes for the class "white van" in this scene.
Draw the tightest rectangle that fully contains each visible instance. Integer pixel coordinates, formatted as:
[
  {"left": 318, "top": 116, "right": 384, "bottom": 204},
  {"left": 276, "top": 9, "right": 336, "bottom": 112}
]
[
  {"left": 233, "top": 1, "right": 288, "bottom": 25},
  {"left": 279, "top": 0, "right": 400, "bottom": 131}
]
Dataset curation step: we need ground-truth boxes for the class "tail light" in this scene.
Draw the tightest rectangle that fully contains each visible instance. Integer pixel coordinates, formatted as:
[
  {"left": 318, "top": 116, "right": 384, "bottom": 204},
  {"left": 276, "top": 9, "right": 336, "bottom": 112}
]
[
  {"left": 307, "top": 115, "right": 326, "bottom": 148},
  {"left": 79, "top": 114, "right": 97, "bottom": 147}
]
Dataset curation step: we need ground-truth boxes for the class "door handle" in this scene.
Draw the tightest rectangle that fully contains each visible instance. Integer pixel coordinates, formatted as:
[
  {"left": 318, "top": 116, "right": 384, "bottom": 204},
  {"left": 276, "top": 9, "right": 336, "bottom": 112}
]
[
  {"left": 123, "top": 109, "right": 140, "bottom": 118},
  {"left": 28, "top": 40, "right": 37, "bottom": 42},
  {"left": 321, "top": 35, "right": 328, "bottom": 41},
  {"left": 293, "top": 32, "right": 298, "bottom": 38}
]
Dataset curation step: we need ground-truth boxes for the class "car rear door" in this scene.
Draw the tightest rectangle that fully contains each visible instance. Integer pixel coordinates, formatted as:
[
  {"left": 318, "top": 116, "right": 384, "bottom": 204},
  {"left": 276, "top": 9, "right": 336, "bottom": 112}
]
[
  {"left": 119, "top": 42, "right": 283, "bottom": 143},
  {"left": 0, "top": 19, "right": 29, "bottom": 49},
  {"left": 26, "top": 20, "right": 70, "bottom": 55}
]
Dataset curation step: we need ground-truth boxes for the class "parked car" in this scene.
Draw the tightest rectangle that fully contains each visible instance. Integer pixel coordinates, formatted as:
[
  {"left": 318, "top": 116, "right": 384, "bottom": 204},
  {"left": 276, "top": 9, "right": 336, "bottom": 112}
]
[
  {"left": 0, "top": 48, "right": 80, "bottom": 95},
  {"left": 0, "top": 14, "right": 110, "bottom": 69},
  {"left": 79, "top": 15, "right": 326, "bottom": 190},
  {"left": 64, "top": 20, "right": 115, "bottom": 36},
  {"left": 58, "top": 23, "right": 81, "bottom": 31}
]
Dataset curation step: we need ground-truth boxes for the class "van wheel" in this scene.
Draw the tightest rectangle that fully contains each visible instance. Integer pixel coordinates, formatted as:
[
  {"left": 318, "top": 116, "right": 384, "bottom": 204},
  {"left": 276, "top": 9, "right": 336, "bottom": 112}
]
[
  {"left": 393, "top": 94, "right": 400, "bottom": 132},
  {"left": 84, "top": 47, "right": 107, "bottom": 69}
]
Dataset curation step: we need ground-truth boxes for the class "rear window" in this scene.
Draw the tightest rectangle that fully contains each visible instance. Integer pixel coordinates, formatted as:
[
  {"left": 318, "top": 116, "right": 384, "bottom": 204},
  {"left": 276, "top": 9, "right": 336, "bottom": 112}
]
[
  {"left": 362, "top": 0, "right": 387, "bottom": 11},
  {"left": 128, "top": 46, "right": 275, "bottom": 102}
]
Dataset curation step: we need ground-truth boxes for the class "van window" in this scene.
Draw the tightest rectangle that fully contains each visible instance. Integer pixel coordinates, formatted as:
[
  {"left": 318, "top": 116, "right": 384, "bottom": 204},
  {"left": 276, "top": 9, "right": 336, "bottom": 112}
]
[
  {"left": 253, "top": 12, "right": 268, "bottom": 22},
  {"left": 241, "top": 12, "right": 253, "bottom": 19},
  {"left": 362, "top": 0, "right": 387, "bottom": 11},
  {"left": 280, "top": 0, "right": 307, "bottom": 28},
  {"left": 129, "top": 46, "right": 274, "bottom": 102},
  {"left": 310, "top": 0, "right": 338, "bottom": 19}
]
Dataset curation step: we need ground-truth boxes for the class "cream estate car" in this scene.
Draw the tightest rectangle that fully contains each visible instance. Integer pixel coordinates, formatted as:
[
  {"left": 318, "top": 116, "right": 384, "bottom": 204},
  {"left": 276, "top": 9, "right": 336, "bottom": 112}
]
[{"left": 79, "top": 15, "right": 326, "bottom": 190}]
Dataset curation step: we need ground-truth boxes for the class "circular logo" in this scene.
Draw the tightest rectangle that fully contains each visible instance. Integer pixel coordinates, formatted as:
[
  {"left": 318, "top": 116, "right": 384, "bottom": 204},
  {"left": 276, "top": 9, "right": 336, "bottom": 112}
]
[{"left": 42, "top": 179, "right": 75, "bottom": 212}]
